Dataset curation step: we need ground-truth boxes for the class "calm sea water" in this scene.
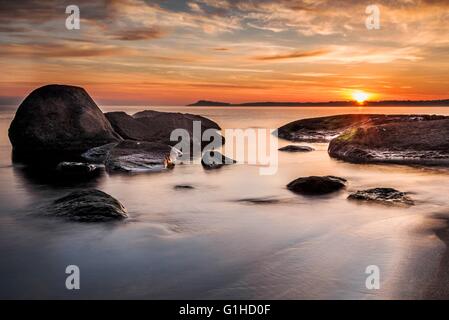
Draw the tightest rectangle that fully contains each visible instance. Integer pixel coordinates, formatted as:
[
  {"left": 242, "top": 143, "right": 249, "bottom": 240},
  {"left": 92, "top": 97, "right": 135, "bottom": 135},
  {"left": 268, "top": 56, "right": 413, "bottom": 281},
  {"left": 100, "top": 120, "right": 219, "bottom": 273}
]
[{"left": 1, "top": 105, "right": 449, "bottom": 299}]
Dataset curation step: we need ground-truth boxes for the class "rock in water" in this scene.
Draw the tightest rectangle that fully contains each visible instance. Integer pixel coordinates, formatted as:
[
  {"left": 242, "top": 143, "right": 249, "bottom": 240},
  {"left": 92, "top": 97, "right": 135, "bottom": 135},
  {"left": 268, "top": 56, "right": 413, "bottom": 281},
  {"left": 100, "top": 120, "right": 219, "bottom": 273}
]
[
  {"left": 287, "top": 176, "right": 347, "bottom": 195},
  {"left": 348, "top": 188, "right": 414, "bottom": 206},
  {"left": 174, "top": 185, "right": 195, "bottom": 190},
  {"left": 56, "top": 162, "right": 100, "bottom": 175},
  {"left": 81, "top": 142, "right": 119, "bottom": 163},
  {"left": 105, "top": 110, "right": 223, "bottom": 152},
  {"left": 328, "top": 118, "right": 449, "bottom": 165},
  {"left": 201, "top": 151, "right": 236, "bottom": 170},
  {"left": 277, "top": 114, "right": 447, "bottom": 142},
  {"left": 278, "top": 145, "right": 314, "bottom": 152},
  {"left": 105, "top": 140, "right": 179, "bottom": 172},
  {"left": 48, "top": 189, "right": 127, "bottom": 222},
  {"left": 8, "top": 85, "right": 121, "bottom": 162}
]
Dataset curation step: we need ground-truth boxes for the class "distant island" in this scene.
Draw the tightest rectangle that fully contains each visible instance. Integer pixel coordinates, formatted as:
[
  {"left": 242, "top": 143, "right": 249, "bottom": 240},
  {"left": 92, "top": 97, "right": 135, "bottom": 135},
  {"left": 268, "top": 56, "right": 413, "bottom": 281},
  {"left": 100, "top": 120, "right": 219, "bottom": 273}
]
[{"left": 188, "top": 99, "right": 449, "bottom": 107}]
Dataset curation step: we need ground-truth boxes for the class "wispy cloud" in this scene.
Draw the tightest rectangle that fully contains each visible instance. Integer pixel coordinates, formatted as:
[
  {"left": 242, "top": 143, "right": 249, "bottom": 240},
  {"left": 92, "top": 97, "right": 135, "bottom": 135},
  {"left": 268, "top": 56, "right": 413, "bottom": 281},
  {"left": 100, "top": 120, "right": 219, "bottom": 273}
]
[
  {"left": 0, "top": 0, "right": 448, "bottom": 104},
  {"left": 252, "top": 49, "right": 330, "bottom": 61}
]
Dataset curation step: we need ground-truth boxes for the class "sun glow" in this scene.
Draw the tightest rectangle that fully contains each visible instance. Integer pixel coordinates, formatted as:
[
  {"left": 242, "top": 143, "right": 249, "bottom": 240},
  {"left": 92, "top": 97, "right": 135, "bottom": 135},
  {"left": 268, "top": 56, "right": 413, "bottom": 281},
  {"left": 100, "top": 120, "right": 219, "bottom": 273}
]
[{"left": 352, "top": 91, "right": 370, "bottom": 104}]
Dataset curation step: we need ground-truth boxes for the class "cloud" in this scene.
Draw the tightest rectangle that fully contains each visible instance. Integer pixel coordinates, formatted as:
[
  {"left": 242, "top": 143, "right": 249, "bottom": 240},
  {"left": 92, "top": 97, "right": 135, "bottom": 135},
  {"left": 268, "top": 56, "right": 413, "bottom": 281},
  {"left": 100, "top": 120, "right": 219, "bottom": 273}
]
[
  {"left": 111, "top": 27, "right": 166, "bottom": 41},
  {"left": 252, "top": 49, "right": 330, "bottom": 61},
  {"left": 0, "top": 43, "right": 137, "bottom": 58}
]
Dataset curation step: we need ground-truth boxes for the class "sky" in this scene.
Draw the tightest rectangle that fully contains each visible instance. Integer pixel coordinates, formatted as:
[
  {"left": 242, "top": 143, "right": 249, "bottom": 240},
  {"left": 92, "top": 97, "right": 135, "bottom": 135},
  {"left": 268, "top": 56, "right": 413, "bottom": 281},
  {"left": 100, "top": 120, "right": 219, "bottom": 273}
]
[{"left": 0, "top": 0, "right": 448, "bottom": 106}]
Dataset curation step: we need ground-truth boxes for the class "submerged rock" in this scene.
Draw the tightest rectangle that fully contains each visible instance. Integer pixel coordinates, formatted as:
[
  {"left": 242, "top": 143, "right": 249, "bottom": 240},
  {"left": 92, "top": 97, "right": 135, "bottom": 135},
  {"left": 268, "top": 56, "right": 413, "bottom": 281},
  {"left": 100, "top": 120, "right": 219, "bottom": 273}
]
[
  {"left": 348, "top": 188, "right": 414, "bottom": 206},
  {"left": 56, "top": 162, "right": 100, "bottom": 175},
  {"left": 278, "top": 145, "right": 314, "bottom": 152},
  {"left": 328, "top": 118, "right": 449, "bottom": 165},
  {"left": 277, "top": 114, "right": 447, "bottom": 142},
  {"left": 9, "top": 85, "right": 121, "bottom": 162},
  {"left": 105, "top": 140, "right": 179, "bottom": 173},
  {"left": 174, "top": 185, "right": 195, "bottom": 190},
  {"left": 47, "top": 189, "right": 127, "bottom": 222},
  {"left": 237, "top": 197, "right": 281, "bottom": 204},
  {"left": 201, "top": 151, "right": 236, "bottom": 170},
  {"left": 287, "top": 176, "right": 347, "bottom": 195}
]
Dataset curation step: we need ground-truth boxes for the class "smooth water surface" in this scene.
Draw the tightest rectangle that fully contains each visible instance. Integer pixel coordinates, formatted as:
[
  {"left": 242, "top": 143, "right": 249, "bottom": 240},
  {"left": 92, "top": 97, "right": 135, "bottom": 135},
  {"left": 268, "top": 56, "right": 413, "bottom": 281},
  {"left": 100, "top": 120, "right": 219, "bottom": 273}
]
[{"left": 1, "top": 106, "right": 449, "bottom": 299}]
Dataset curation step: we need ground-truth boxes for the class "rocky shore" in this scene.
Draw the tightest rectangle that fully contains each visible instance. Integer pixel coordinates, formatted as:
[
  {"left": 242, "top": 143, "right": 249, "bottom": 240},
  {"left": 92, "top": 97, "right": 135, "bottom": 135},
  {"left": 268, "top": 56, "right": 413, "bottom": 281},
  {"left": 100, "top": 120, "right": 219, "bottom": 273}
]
[
  {"left": 8, "top": 84, "right": 228, "bottom": 222},
  {"left": 277, "top": 113, "right": 449, "bottom": 166}
]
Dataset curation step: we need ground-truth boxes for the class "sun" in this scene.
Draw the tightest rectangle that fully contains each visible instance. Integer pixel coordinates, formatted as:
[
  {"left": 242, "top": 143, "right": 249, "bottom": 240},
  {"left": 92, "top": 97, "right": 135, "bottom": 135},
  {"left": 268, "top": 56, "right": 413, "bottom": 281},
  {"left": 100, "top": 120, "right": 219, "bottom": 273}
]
[{"left": 352, "top": 91, "right": 370, "bottom": 104}]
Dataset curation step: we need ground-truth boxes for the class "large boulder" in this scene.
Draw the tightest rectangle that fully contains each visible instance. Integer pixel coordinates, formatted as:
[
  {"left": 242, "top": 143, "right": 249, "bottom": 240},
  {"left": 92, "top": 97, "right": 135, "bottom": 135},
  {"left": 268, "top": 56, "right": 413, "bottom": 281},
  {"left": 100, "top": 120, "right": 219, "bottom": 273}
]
[
  {"left": 8, "top": 85, "right": 121, "bottom": 162},
  {"left": 47, "top": 189, "right": 127, "bottom": 222},
  {"left": 104, "top": 140, "right": 179, "bottom": 173},
  {"left": 105, "top": 110, "right": 223, "bottom": 153},
  {"left": 287, "top": 176, "right": 347, "bottom": 195},
  {"left": 277, "top": 114, "right": 447, "bottom": 142},
  {"left": 328, "top": 118, "right": 449, "bottom": 165},
  {"left": 348, "top": 188, "right": 414, "bottom": 206}
]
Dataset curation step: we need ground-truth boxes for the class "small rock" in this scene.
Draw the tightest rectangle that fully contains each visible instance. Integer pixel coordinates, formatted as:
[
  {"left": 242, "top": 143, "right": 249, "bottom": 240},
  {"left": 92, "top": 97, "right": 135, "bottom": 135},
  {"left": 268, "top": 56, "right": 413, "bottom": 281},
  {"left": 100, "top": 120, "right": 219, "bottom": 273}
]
[
  {"left": 237, "top": 197, "right": 280, "bottom": 204},
  {"left": 47, "top": 189, "right": 127, "bottom": 222},
  {"left": 174, "top": 185, "right": 195, "bottom": 190},
  {"left": 56, "top": 162, "right": 100, "bottom": 175},
  {"left": 348, "top": 188, "right": 414, "bottom": 205},
  {"left": 201, "top": 151, "right": 236, "bottom": 170},
  {"left": 279, "top": 145, "right": 314, "bottom": 152},
  {"left": 287, "top": 176, "right": 347, "bottom": 195},
  {"left": 105, "top": 140, "right": 179, "bottom": 173}
]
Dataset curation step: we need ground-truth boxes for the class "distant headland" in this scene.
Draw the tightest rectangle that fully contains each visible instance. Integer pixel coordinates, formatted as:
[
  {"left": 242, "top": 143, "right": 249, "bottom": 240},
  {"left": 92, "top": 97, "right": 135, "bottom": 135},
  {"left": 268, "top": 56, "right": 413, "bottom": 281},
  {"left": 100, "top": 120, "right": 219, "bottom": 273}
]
[{"left": 188, "top": 99, "right": 449, "bottom": 107}]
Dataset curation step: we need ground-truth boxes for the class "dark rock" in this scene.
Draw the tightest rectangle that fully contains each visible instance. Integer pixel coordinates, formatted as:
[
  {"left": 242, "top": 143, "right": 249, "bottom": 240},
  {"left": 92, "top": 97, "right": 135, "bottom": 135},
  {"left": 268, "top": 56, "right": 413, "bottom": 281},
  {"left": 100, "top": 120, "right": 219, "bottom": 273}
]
[
  {"left": 278, "top": 145, "right": 314, "bottom": 152},
  {"left": 56, "top": 162, "right": 100, "bottom": 175},
  {"left": 328, "top": 118, "right": 449, "bottom": 165},
  {"left": 287, "top": 176, "right": 347, "bottom": 195},
  {"left": 47, "top": 189, "right": 127, "bottom": 222},
  {"left": 8, "top": 85, "right": 121, "bottom": 162},
  {"left": 348, "top": 188, "right": 414, "bottom": 206},
  {"left": 174, "top": 185, "right": 195, "bottom": 190},
  {"left": 105, "top": 140, "right": 179, "bottom": 172},
  {"left": 81, "top": 142, "right": 118, "bottom": 163},
  {"left": 201, "top": 151, "right": 236, "bottom": 170},
  {"left": 277, "top": 114, "right": 447, "bottom": 142},
  {"left": 237, "top": 197, "right": 280, "bottom": 204},
  {"left": 105, "top": 110, "right": 223, "bottom": 152}
]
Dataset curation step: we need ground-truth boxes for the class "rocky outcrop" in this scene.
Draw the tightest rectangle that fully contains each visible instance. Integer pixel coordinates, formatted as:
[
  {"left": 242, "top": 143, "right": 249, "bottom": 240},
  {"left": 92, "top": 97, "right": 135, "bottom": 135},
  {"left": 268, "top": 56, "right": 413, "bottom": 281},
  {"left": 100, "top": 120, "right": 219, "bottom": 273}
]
[
  {"left": 201, "top": 151, "right": 236, "bottom": 170},
  {"left": 287, "top": 176, "right": 347, "bottom": 195},
  {"left": 105, "top": 110, "right": 223, "bottom": 151},
  {"left": 105, "top": 140, "right": 179, "bottom": 172},
  {"left": 9, "top": 85, "right": 121, "bottom": 162},
  {"left": 278, "top": 114, "right": 447, "bottom": 142},
  {"left": 278, "top": 145, "right": 314, "bottom": 152},
  {"left": 47, "top": 189, "right": 127, "bottom": 222},
  {"left": 328, "top": 118, "right": 449, "bottom": 165},
  {"left": 348, "top": 188, "right": 414, "bottom": 206}
]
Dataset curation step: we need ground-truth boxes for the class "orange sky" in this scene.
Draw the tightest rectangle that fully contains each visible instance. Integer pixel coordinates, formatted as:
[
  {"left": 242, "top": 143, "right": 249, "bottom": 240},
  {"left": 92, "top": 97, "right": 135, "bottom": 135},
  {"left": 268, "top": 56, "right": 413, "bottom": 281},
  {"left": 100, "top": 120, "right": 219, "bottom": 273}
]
[{"left": 1, "top": 0, "right": 448, "bottom": 106}]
